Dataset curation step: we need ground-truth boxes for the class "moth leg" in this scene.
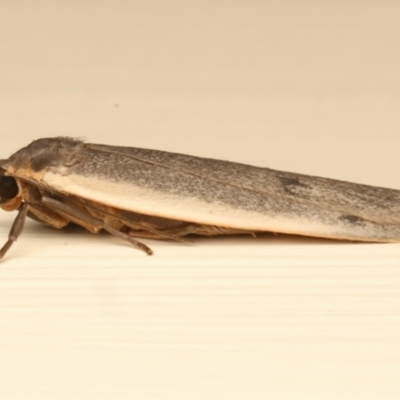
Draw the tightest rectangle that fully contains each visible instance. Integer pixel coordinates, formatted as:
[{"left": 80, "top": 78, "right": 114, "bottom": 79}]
[
  {"left": 103, "top": 225, "right": 153, "bottom": 255},
  {"left": 27, "top": 204, "right": 69, "bottom": 229},
  {"left": 0, "top": 203, "right": 29, "bottom": 259},
  {"left": 41, "top": 196, "right": 153, "bottom": 255},
  {"left": 123, "top": 221, "right": 192, "bottom": 242},
  {"left": 146, "top": 223, "right": 256, "bottom": 237}
]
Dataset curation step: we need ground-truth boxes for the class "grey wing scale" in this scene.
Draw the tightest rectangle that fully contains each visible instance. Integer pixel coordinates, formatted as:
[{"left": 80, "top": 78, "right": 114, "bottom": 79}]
[{"left": 87, "top": 143, "right": 400, "bottom": 224}]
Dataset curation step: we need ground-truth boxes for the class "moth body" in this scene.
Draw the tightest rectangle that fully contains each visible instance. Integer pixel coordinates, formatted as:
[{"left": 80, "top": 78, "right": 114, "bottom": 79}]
[{"left": 1, "top": 137, "right": 400, "bottom": 259}]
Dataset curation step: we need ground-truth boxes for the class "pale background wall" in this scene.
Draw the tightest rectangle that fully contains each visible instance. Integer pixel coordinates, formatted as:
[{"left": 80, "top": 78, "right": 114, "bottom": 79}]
[{"left": 0, "top": 1, "right": 400, "bottom": 399}]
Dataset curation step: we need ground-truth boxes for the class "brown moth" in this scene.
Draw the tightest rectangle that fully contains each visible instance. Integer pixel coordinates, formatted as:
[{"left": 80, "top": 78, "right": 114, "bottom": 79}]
[{"left": 1, "top": 136, "right": 400, "bottom": 259}]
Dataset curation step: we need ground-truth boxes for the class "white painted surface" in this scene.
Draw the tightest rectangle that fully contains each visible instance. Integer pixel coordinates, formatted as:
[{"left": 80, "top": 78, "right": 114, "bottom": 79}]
[
  {"left": 1, "top": 1, "right": 400, "bottom": 399},
  {"left": 0, "top": 224, "right": 399, "bottom": 399}
]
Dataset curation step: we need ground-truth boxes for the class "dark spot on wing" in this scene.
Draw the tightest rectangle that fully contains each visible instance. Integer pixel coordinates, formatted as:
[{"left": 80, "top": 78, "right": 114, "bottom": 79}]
[
  {"left": 279, "top": 177, "right": 310, "bottom": 195},
  {"left": 339, "top": 214, "right": 365, "bottom": 226}
]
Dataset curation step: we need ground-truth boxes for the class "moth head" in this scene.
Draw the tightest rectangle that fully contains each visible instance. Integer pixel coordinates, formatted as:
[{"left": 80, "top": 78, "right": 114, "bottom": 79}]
[{"left": 0, "top": 170, "right": 22, "bottom": 211}]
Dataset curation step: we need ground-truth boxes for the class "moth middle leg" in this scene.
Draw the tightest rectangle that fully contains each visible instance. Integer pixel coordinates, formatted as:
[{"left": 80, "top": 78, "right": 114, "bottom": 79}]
[
  {"left": 40, "top": 196, "right": 153, "bottom": 255},
  {"left": 0, "top": 203, "right": 29, "bottom": 259}
]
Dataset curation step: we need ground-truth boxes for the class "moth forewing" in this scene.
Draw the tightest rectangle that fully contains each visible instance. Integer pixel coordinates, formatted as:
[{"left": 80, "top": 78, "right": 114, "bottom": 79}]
[{"left": 1, "top": 136, "right": 400, "bottom": 260}]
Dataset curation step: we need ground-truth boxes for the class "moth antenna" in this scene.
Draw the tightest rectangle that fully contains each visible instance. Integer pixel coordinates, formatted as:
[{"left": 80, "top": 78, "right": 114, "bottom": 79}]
[{"left": 0, "top": 203, "right": 28, "bottom": 260}]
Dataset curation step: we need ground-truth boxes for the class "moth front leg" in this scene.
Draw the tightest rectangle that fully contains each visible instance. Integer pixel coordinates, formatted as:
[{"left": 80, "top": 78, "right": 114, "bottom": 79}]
[
  {"left": 0, "top": 203, "right": 28, "bottom": 259},
  {"left": 41, "top": 196, "right": 153, "bottom": 255},
  {"left": 1, "top": 202, "right": 76, "bottom": 260}
]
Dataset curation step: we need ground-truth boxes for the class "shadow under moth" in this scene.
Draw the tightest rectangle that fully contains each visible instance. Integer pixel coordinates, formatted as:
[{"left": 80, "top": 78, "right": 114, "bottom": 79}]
[{"left": 1, "top": 137, "right": 400, "bottom": 259}]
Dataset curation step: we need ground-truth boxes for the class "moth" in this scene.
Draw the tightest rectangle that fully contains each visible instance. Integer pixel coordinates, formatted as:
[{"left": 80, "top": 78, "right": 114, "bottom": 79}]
[{"left": 1, "top": 136, "right": 400, "bottom": 259}]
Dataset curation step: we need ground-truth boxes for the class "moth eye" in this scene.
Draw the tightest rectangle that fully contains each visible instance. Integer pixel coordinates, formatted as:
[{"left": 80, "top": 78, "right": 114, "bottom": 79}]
[{"left": 0, "top": 176, "right": 19, "bottom": 201}]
